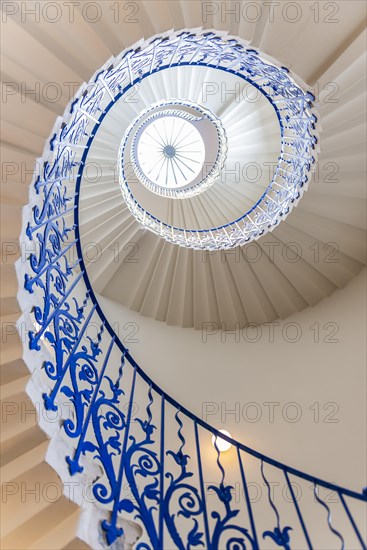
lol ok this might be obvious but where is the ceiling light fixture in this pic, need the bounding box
[212,429,232,452]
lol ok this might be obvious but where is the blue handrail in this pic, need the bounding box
[21,30,366,550]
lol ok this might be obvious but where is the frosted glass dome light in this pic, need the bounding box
[135,115,206,190]
[212,429,232,452]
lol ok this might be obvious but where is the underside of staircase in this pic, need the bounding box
[1,1,366,549]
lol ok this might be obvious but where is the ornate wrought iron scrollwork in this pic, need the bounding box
[261,461,292,550]
[20,28,366,550]
[164,411,205,549]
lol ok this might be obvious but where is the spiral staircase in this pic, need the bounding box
[1,1,366,549]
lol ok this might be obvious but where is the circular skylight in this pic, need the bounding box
[116,35,319,250]
[135,115,206,190]
[122,99,228,200]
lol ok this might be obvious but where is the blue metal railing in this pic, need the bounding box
[20,30,366,549]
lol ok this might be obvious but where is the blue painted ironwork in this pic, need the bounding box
[21,29,366,550]
[164,411,204,549]
[237,446,259,548]
[284,469,312,549]
[42,300,96,411]
[313,483,345,550]
[261,461,292,549]
[209,435,256,549]
[339,492,367,550]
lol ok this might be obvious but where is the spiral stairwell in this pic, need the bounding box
[1,2,366,549]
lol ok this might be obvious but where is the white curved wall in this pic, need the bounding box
[99,267,366,492]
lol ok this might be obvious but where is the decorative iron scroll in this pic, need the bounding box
[18,29,366,550]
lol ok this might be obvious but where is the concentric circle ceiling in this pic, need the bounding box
[126,100,226,198]
[77,29,365,330]
[80,36,319,252]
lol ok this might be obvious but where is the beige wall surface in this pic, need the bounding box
[99,268,366,492]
